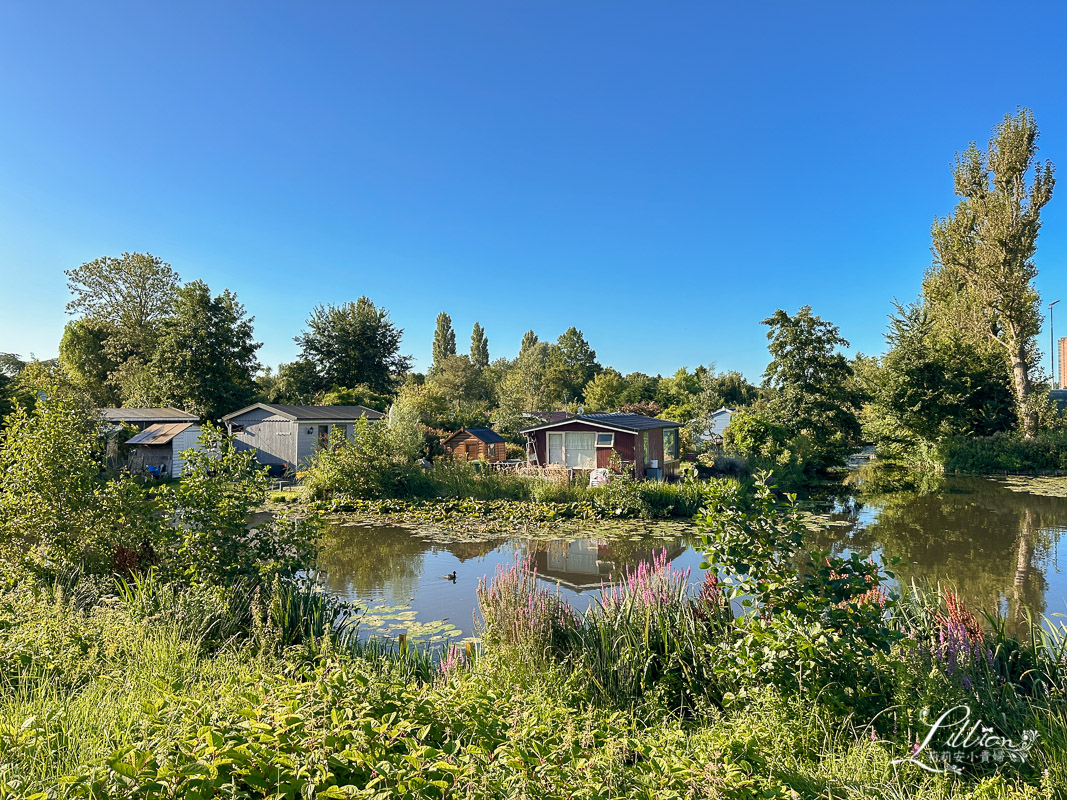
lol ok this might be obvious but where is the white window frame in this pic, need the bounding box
[547,432,564,465]
[663,428,679,461]
[595,432,615,448]
[545,431,596,468]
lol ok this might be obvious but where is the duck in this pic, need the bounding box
[442,570,457,582]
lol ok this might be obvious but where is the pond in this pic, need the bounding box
[313,475,1067,646]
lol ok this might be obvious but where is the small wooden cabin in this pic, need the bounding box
[441,427,507,462]
[521,413,682,480]
[125,422,202,478]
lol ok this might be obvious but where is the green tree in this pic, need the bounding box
[619,372,661,406]
[492,340,551,438]
[698,369,758,414]
[861,302,1016,465]
[259,361,321,404]
[58,319,122,407]
[0,353,27,420]
[431,312,457,373]
[762,306,861,470]
[470,322,489,369]
[321,384,393,412]
[544,327,600,403]
[518,329,539,356]
[925,108,1055,437]
[427,354,485,406]
[0,390,160,575]
[65,252,180,365]
[583,368,625,411]
[295,297,411,394]
[156,425,316,584]
[148,281,262,420]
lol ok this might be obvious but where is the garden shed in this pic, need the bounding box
[694,407,736,445]
[221,403,384,471]
[521,413,682,480]
[441,428,507,462]
[125,422,202,478]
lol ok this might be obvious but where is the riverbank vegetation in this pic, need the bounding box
[1,441,1063,795]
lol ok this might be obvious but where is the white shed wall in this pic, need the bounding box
[171,425,203,477]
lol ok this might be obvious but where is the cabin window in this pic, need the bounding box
[663,428,679,461]
[548,433,563,465]
[546,431,596,469]
[487,442,498,458]
[565,432,595,468]
[595,432,614,448]
[642,432,650,466]
[318,425,330,448]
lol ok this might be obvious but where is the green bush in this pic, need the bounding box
[942,430,1067,473]
[156,426,320,586]
[0,391,163,577]
[698,473,900,716]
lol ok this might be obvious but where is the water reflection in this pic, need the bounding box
[528,539,690,592]
[813,476,1063,635]
[315,523,704,640]
[313,476,1067,642]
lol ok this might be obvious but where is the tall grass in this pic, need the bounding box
[477,551,731,712]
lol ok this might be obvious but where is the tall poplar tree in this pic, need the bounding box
[470,322,489,369]
[431,312,456,374]
[925,108,1055,437]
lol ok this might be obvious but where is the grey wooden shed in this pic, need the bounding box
[221,403,384,471]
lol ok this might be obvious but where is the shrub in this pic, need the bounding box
[697,472,900,716]
[0,391,162,577]
[300,408,427,501]
[942,430,1067,474]
[156,425,319,585]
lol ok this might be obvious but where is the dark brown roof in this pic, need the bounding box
[443,427,506,444]
[222,403,384,422]
[520,413,682,435]
[100,407,198,423]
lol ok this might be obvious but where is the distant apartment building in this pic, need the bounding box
[1060,337,1067,389]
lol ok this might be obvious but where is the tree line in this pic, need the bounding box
[0,108,1057,478]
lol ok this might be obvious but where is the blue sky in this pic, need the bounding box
[2,1,1066,382]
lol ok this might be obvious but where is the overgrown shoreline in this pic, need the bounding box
[2,402,1064,797]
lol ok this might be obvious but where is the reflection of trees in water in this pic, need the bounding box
[810,476,1057,635]
[316,524,427,603]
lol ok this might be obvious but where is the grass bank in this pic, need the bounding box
[0,567,1061,798]
[2,475,1065,797]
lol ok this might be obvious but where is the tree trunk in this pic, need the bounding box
[1010,346,1036,438]
[1012,509,1037,633]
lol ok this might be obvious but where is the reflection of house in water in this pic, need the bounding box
[439,539,507,563]
[530,539,688,592]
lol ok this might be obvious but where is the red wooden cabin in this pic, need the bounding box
[521,413,682,480]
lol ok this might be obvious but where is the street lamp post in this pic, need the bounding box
[1051,300,1061,390]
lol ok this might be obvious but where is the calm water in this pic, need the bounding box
[314,476,1067,642]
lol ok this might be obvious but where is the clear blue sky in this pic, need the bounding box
[2,1,1066,381]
